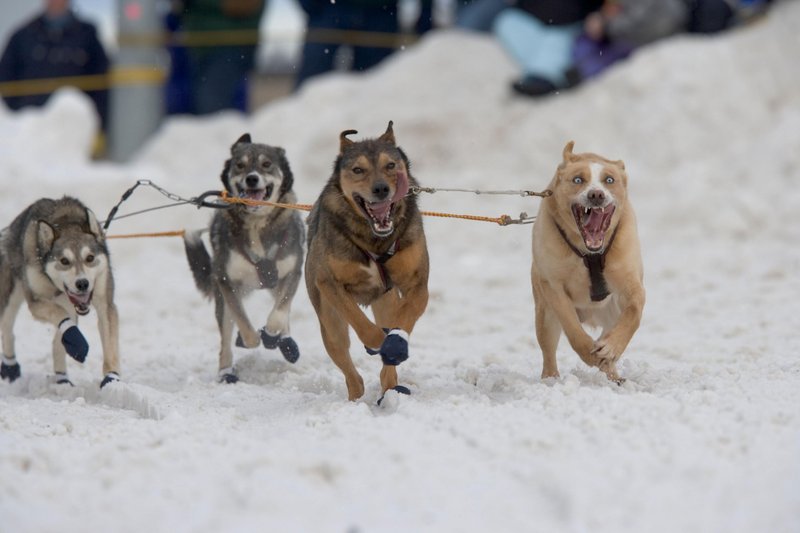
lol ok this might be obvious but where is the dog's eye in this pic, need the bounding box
[86,254,95,263]
[352,167,364,175]
[261,160,271,169]
[572,176,583,184]
[60,258,70,266]
[235,161,245,170]
[386,162,396,170]
[604,175,615,184]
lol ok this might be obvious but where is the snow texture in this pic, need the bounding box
[1,3,799,532]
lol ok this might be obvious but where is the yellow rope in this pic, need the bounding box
[106,189,540,239]
[107,230,185,240]
[0,66,166,97]
[219,191,519,225]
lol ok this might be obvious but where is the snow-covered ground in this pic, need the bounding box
[2,2,799,532]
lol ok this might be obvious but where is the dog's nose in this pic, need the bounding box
[245,175,260,188]
[75,278,89,292]
[588,189,605,206]
[372,181,390,200]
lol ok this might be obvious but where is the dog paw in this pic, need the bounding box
[377,385,411,407]
[379,329,409,366]
[234,330,261,349]
[278,337,300,363]
[100,372,120,388]
[218,367,239,384]
[54,372,74,386]
[1,357,21,383]
[260,329,279,349]
[59,319,89,363]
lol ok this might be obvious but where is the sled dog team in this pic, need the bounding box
[0,122,645,401]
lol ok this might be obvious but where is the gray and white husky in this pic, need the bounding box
[183,134,305,383]
[0,196,120,387]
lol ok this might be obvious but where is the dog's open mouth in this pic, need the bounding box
[65,288,92,316]
[572,203,615,251]
[354,194,395,237]
[236,183,274,206]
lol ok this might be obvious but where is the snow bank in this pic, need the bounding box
[1,2,799,532]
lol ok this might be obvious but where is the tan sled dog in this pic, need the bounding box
[531,142,644,382]
[305,122,429,402]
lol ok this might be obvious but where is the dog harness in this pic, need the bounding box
[360,240,398,293]
[555,222,618,302]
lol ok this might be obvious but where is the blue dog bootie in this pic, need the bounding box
[1,354,21,383]
[379,329,409,366]
[59,318,88,363]
[218,366,239,384]
[260,329,300,363]
[100,372,120,389]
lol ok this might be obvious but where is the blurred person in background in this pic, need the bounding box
[571,0,687,83]
[293,0,401,90]
[0,0,109,151]
[492,0,602,97]
[180,0,266,114]
[571,0,774,87]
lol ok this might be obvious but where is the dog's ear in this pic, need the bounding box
[378,120,395,145]
[37,220,55,251]
[233,133,251,150]
[562,141,576,162]
[85,208,103,239]
[614,159,625,170]
[220,158,232,192]
[340,129,358,153]
[276,147,294,197]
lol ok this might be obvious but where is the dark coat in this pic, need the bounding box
[0,12,109,129]
[516,0,603,25]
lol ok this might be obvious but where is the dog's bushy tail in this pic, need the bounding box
[183,230,213,297]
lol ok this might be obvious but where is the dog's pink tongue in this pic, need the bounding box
[585,209,606,235]
[392,171,409,202]
[368,200,392,221]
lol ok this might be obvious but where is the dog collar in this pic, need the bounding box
[554,222,618,302]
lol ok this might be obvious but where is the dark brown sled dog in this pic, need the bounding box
[305,121,429,402]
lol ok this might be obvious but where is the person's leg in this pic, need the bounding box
[494,9,580,87]
[457,0,510,32]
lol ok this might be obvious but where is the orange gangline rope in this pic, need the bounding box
[106,192,532,239]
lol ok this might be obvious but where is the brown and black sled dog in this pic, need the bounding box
[305,121,429,401]
[531,141,645,383]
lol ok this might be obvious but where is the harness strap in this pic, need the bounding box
[235,226,290,289]
[555,222,617,302]
[360,240,398,293]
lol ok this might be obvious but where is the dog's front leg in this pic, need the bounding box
[96,297,121,383]
[27,296,88,364]
[372,281,428,392]
[592,284,645,381]
[539,281,597,367]
[316,278,385,351]
[217,282,259,348]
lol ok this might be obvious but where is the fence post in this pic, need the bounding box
[109,0,164,162]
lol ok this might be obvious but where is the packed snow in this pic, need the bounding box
[1,3,799,532]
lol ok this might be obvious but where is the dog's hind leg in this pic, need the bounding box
[0,284,24,382]
[96,292,121,386]
[218,283,259,349]
[318,301,364,401]
[534,296,562,379]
